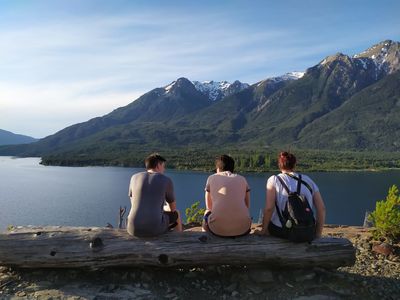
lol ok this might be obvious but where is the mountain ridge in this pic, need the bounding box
[0,129,38,146]
[1,39,399,163]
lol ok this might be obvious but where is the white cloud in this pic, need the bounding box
[0,4,398,137]
[0,81,144,138]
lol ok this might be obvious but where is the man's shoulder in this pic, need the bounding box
[231,173,247,183]
[155,173,173,184]
[131,171,147,178]
[235,173,247,180]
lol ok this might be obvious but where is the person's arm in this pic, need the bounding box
[244,181,250,209]
[204,176,212,213]
[244,190,250,209]
[205,191,212,212]
[128,176,133,198]
[258,186,276,235]
[167,201,177,212]
[313,191,326,238]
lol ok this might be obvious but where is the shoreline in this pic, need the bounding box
[4,155,400,173]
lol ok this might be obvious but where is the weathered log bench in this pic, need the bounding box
[0,226,356,269]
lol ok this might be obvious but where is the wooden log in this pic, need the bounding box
[0,226,356,269]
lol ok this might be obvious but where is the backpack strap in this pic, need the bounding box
[275,175,289,227]
[276,175,291,194]
[286,173,313,195]
[296,174,302,194]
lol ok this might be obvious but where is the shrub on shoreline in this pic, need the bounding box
[369,184,400,241]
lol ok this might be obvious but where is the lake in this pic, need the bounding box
[1,156,399,232]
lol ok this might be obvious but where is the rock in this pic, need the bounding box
[142,283,149,289]
[33,289,65,299]
[361,242,372,250]
[16,291,26,297]
[0,274,11,282]
[372,242,393,256]
[231,290,239,297]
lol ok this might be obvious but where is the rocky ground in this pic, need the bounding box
[0,225,399,300]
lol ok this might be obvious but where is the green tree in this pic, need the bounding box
[185,201,206,225]
[264,155,271,170]
[369,185,400,241]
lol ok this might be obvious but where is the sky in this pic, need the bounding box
[0,0,399,138]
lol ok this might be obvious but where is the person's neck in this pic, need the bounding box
[218,170,232,174]
[281,169,294,174]
[147,169,159,174]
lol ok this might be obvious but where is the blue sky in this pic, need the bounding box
[0,0,399,138]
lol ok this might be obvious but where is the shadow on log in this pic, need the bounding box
[0,226,356,269]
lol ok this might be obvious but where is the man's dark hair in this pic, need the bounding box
[215,154,235,172]
[145,153,166,170]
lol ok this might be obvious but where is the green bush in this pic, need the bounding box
[185,201,206,225]
[369,185,400,241]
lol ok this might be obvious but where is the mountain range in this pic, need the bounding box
[1,40,399,165]
[0,129,37,146]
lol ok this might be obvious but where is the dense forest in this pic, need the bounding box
[40,147,400,172]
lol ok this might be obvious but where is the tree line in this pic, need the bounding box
[40,147,400,172]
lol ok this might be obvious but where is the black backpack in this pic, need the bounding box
[276,174,316,242]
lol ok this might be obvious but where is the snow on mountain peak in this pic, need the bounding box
[192,80,249,101]
[353,41,391,64]
[352,40,400,74]
[277,71,305,80]
[257,71,305,87]
[164,81,176,93]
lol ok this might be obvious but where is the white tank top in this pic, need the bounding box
[266,172,319,227]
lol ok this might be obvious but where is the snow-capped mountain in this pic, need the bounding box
[192,80,249,101]
[353,40,400,74]
[269,71,305,82]
[256,71,305,87]
[318,40,400,80]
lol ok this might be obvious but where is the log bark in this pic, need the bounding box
[0,226,356,269]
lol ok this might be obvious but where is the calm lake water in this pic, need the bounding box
[1,156,399,232]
